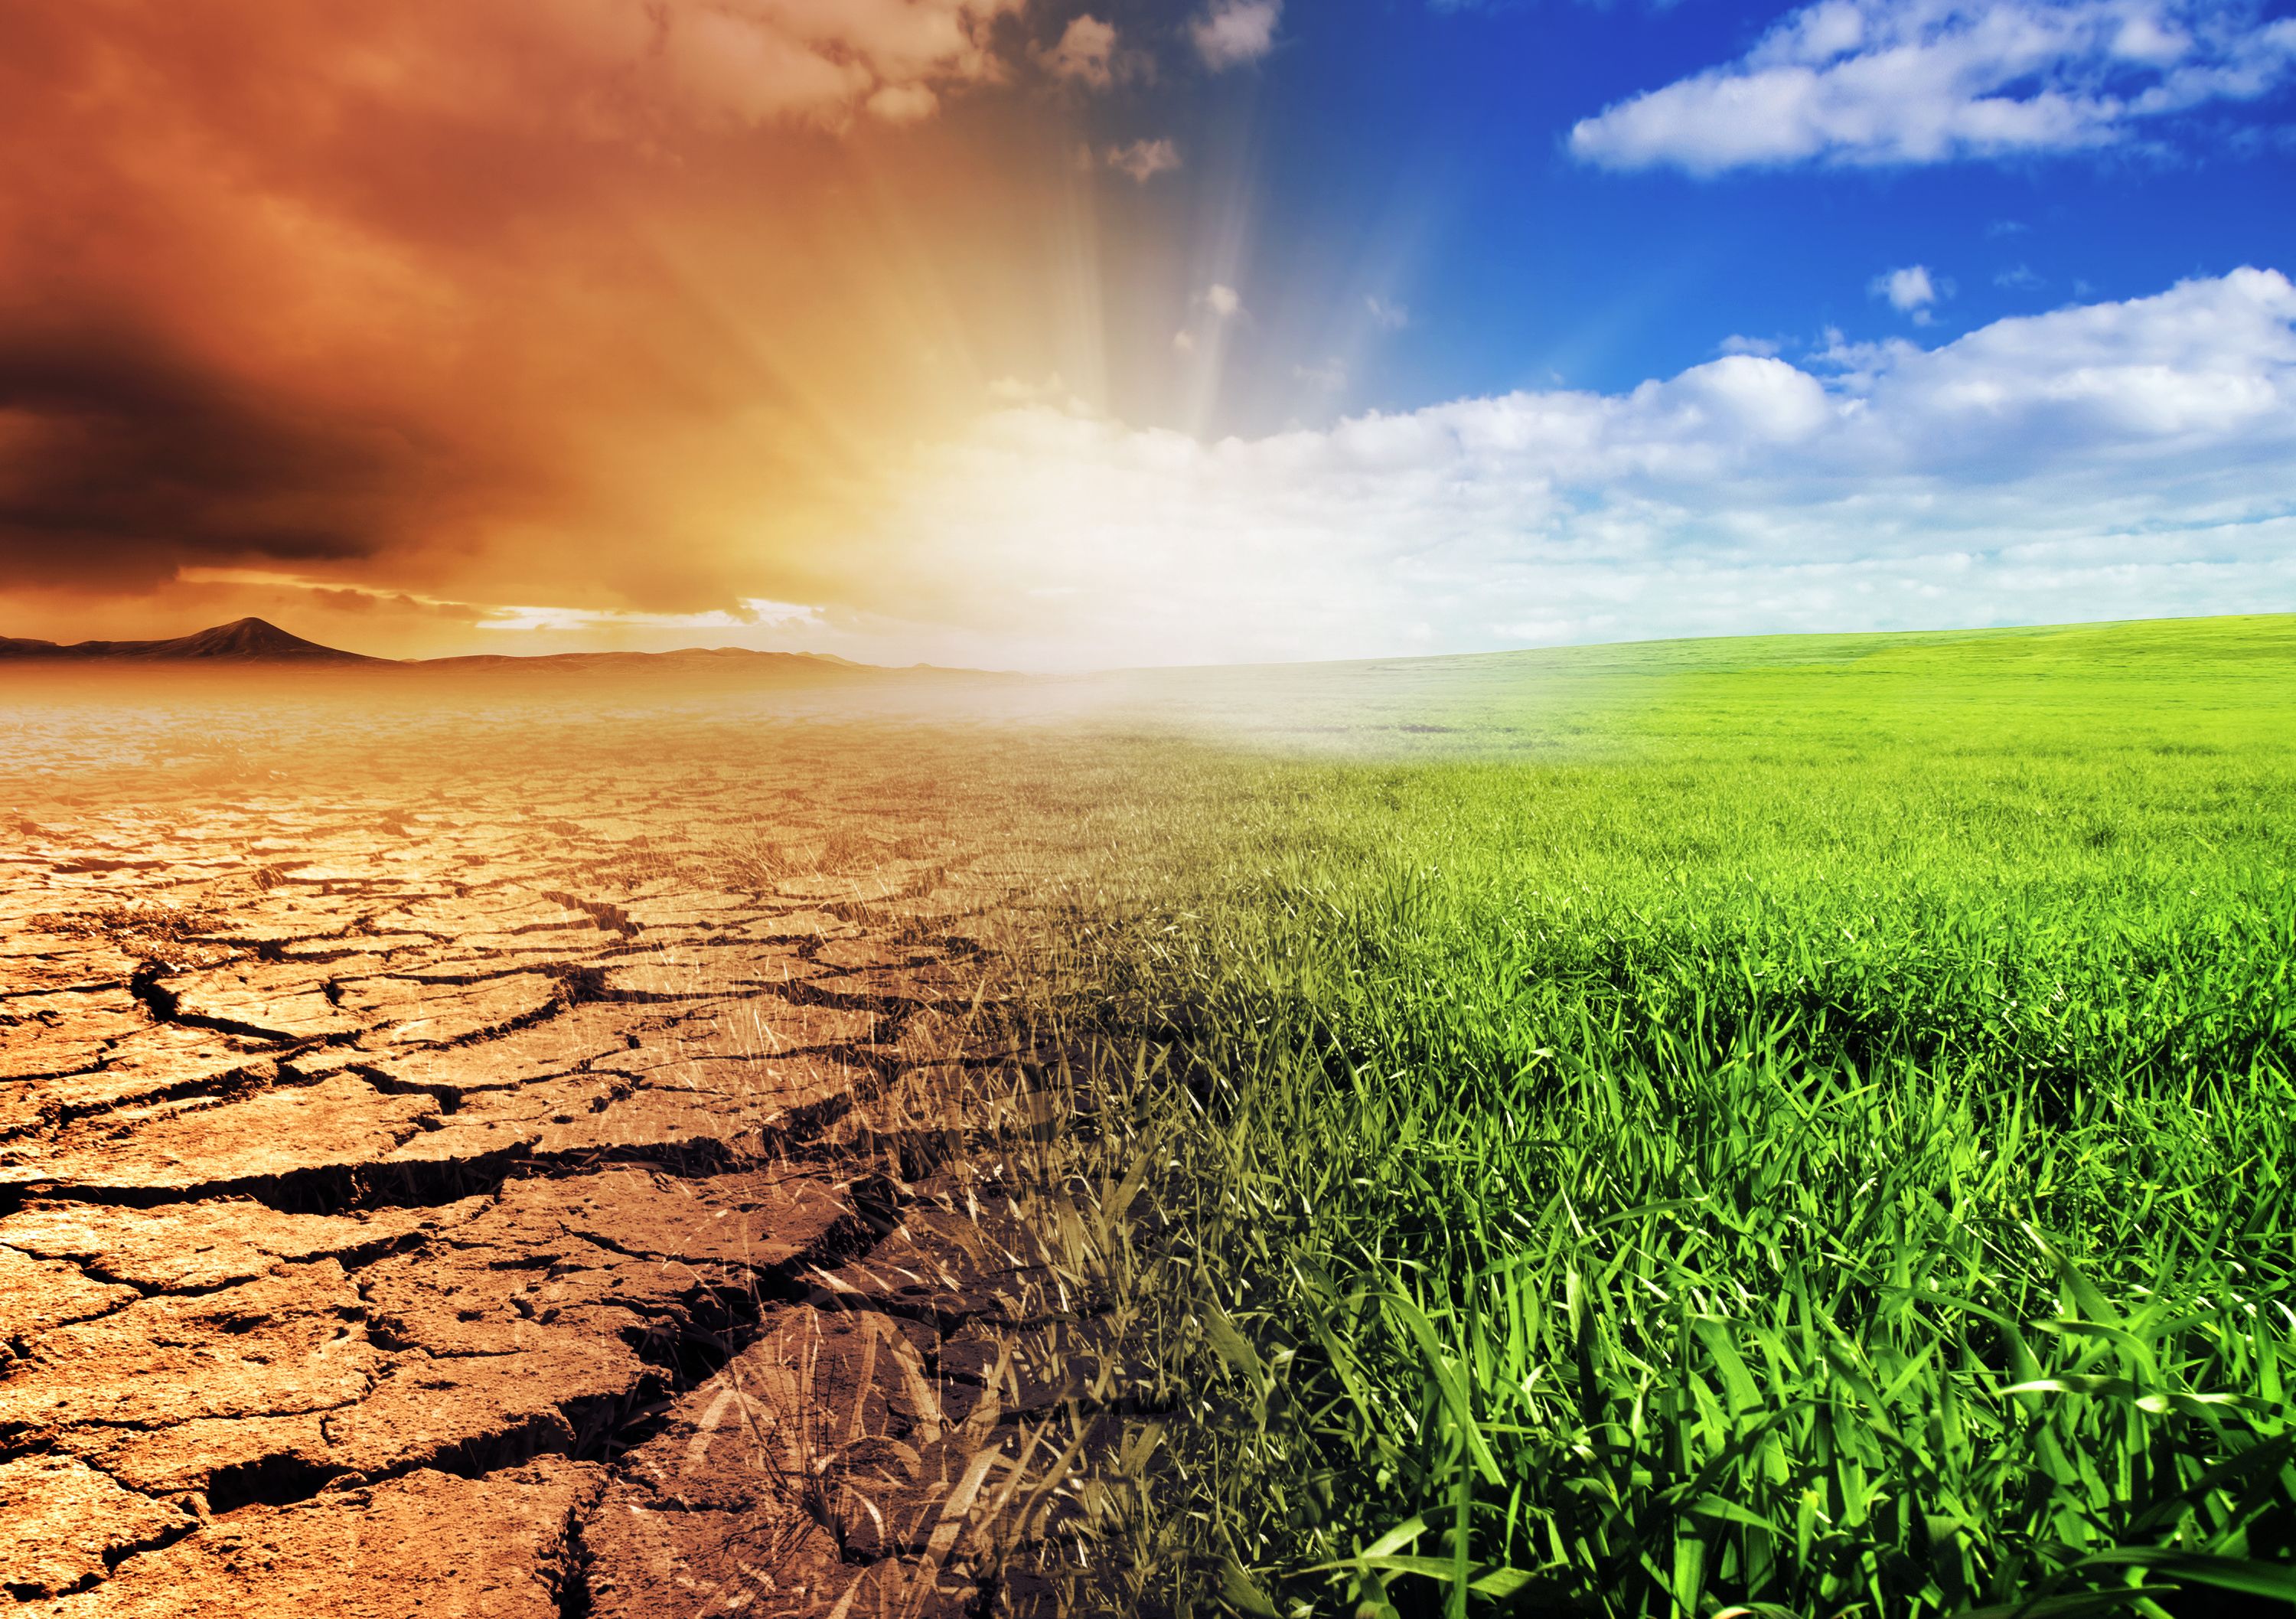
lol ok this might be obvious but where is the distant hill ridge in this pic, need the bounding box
[0,618,373,662]
[0,617,879,673]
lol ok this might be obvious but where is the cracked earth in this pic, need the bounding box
[1,684,1134,1617]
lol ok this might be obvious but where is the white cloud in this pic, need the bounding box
[1295,357,1349,392]
[1365,295,1411,331]
[1172,329,1198,353]
[1105,137,1182,182]
[1040,15,1118,89]
[1720,333,1784,356]
[1191,0,1282,69]
[1568,0,2296,173]
[1873,263,1943,322]
[473,599,822,635]
[1202,282,1244,318]
[852,269,2296,668]
[1995,263,2047,289]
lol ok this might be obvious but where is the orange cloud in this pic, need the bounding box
[0,0,1151,654]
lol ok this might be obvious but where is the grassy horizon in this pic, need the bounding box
[1005,612,2296,1617]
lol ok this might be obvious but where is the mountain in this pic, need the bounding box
[0,617,378,662]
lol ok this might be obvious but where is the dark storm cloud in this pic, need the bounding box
[0,327,441,586]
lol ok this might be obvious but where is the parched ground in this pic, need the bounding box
[0,683,1136,1617]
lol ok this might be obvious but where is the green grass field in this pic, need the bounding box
[1016,615,2296,1617]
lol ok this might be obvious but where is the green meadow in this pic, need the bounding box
[1014,615,2296,1617]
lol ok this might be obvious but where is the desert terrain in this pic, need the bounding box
[0,672,1132,1617]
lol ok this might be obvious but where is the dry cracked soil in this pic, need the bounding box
[0,678,1144,1618]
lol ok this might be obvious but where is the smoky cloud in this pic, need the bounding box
[0,323,461,587]
[0,0,1092,633]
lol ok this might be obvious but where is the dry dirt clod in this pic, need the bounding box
[0,1452,195,1599]
[9,1457,602,1617]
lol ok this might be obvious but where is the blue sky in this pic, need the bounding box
[857,0,2296,667]
[1105,0,2296,432]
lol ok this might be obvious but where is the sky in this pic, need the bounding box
[2,0,2292,667]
